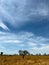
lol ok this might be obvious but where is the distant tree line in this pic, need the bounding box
[18,50,49,59]
[26,52,49,56]
[0,50,49,57]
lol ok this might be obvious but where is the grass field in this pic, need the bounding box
[0,55,49,65]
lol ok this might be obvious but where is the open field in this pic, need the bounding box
[0,55,49,65]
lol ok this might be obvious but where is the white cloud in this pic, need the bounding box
[0,32,23,44]
[27,42,37,46]
[0,0,49,27]
[2,40,22,44]
[0,31,49,54]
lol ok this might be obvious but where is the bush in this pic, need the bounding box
[1,52,3,55]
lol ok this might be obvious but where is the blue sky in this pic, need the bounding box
[0,0,49,54]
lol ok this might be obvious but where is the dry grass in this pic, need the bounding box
[0,55,49,65]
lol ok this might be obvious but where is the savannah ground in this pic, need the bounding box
[0,55,49,65]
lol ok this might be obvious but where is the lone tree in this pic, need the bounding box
[1,52,3,55]
[19,50,30,59]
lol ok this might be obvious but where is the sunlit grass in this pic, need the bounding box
[0,55,49,65]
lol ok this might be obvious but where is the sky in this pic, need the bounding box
[0,0,49,54]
